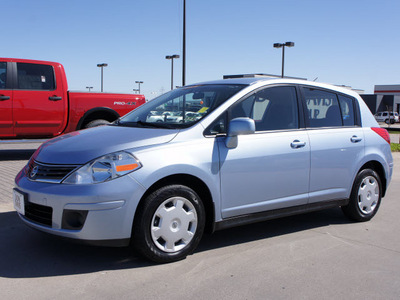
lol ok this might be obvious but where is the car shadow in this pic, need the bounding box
[197,207,349,253]
[0,208,350,278]
[0,149,35,161]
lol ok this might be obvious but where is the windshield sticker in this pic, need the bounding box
[198,107,209,113]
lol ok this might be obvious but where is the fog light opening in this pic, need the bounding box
[62,209,88,230]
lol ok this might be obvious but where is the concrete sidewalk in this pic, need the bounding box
[0,142,42,212]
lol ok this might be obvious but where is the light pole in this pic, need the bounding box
[182,0,186,86]
[165,54,180,90]
[97,63,108,92]
[135,81,143,94]
[273,42,294,78]
[86,86,93,92]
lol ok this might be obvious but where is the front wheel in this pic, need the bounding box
[342,169,382,222]
[132,185,205,263]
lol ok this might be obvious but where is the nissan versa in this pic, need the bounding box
[14,78,393,263]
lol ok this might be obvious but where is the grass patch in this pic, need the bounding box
[387,130,400,134]
[391,143,400,152]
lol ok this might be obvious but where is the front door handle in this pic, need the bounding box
[49,96,62,101]
[350,135,362,143]
[291,140,306,149]
[0,95,10,101]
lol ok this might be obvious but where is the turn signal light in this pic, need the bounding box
[116,163,139,172]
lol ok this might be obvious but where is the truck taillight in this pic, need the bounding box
[371,127,390,144]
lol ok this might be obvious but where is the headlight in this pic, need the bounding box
[63,151,141,184]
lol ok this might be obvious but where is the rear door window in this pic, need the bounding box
[17,63,55,90]
[304,88,342,127]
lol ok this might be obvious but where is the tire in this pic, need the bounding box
[85,119,110,128]
[132,185,205,263]
[341,169,382,222]
[385,119,389,124]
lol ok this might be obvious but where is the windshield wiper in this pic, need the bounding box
[117,120,175,129]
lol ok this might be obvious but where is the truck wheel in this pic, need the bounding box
[85,119,110,128]
[132,185,205,263]
[341,169,382,222]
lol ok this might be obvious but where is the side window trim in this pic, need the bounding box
[10,62,17,89]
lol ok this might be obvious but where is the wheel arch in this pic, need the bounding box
[133,174,215,235]
[358,160,387,197]
[76,107,120,130]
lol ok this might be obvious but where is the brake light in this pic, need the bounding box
[371,127,390,144]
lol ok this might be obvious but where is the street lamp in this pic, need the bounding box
[273,42,295,78]
[165,54,180,90]
[97,63,108,92]
[135,81,143,94]
[182,0,186,87]
[86,86,93,92]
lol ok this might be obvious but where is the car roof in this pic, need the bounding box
[186,78,361,98]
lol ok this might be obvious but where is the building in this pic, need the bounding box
[361,85,400,114]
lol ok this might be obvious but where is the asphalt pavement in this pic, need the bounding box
[0,141,400,299]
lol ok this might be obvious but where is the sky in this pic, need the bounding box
[1,0,399,99]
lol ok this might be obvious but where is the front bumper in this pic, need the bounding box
[15,170,146,245]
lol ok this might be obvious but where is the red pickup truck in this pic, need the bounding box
[0,58,145,139]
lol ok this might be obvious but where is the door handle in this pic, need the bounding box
[0,95,10,101]
[350,135,362,143]
[291,140,306,149]
[49,96,62,101]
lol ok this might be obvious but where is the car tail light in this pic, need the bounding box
[371,127,390,144]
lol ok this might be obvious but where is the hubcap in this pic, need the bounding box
[358,176,379,214]
[151,197,197,253]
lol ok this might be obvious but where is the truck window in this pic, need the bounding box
[0,62,6,89]
[17,63,55,90]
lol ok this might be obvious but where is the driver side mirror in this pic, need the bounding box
[225,117,255,149]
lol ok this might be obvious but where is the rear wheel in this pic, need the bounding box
[85,119,110,128]
[342,169,382,222]
[133,185,205,263]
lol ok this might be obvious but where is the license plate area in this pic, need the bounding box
[13,188,26,215]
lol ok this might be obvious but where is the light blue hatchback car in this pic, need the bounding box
[14,78,393,263]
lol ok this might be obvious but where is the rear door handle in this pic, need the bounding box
[0,95,10,100]
[291,140,306,149]
[49,96,62,101]
[350,135,362,143]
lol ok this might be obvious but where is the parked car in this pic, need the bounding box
[374,111,399,124]
[14,78,393,263]
[0,58,145,139]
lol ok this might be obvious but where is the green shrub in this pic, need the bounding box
[391,143,400,152]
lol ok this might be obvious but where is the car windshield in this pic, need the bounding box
[116,84,246,129]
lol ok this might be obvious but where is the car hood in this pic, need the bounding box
[33,125,179,164]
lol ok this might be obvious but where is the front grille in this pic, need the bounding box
[27,160,79,183]
[25,201,53,227]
